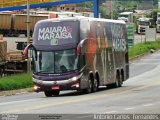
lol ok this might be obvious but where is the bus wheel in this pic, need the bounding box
[118,75,123,87]
[114,74,119,88]
[52,91,60,96]
[93,79,98,92]
[84,79,92,93]
[44,91,53,97]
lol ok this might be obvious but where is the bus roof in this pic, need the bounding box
[36,16,126,25]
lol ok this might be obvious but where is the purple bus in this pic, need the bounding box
[26,17,129,97]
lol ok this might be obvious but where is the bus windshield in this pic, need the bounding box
[32,49,78,74]
[119,15,128,18]
[158,19,160,24]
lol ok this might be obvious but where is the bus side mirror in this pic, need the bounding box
[23,44,37,60]
[24,44,30,59]
[77,39,87,56]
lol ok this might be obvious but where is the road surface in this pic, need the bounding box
[0,50,160,117]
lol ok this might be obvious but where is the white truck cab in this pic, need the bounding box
[137,18,151,34]
[156,13,160,32]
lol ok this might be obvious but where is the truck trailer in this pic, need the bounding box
[12,14,49,36]
[26,17,129,97]
[0,40,7,77]
[0,13,49,37]
[0,13,12,36]
[156,12,160,32]
[118,12,133,23]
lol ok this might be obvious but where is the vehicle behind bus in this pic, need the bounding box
[137,17,154,34]
[27,17,129,97]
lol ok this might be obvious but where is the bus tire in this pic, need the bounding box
[118,74,123,87]
[83,79,92,94]
[93,79,98,92]
[113,74,119,88]
[52,90,60,96]
[44,91,53,97]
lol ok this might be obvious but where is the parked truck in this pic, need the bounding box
[25,17,129,97]
[137,17,155,34]
[0,40,7,77]
[0,13,49,37]
[12,14,49,36]
[156,12,160,32]
[0,13,12,36]
[0,11,93,37]
[0,35,27,76]
[118,12,133,23]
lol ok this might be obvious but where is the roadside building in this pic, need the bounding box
[57,4,77,12]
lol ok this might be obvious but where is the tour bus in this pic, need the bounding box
[26,17,129,97]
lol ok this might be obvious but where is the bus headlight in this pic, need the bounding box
[33,85,40,91]
[71,83,79,88]
[71,76,77,81]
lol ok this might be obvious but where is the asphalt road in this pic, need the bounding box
[0,50,160,116]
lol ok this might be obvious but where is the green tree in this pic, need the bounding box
[146,9,158,25]
[99,5,107,18]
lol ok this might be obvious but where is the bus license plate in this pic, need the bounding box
[52,86,59,90]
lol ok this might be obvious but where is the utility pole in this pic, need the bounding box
[94,0,99,18]
[27,0,31,73]
[110,0,112,19]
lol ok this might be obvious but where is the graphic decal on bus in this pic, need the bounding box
[38,26,72,45]
[112,24,126,51]
[33,21,79,46]
[87,21,109,82]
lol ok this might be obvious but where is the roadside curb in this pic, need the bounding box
[129,53,147,62]
[129,49,157,62]
[0,87,33,96]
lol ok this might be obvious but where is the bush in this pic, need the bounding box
[0,73,32,91]
[129,40,160,59]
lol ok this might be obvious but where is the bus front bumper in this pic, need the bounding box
[32,74,82,92]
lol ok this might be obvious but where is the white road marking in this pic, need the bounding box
[131,63,159,65]
[141,59,160,60]
[143,103,153,107]
[76,115,93,119]
[125,107,136,110]
[105,111,117,114]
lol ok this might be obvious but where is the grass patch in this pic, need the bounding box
[0,73,32,91]
[129,40,160,59]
